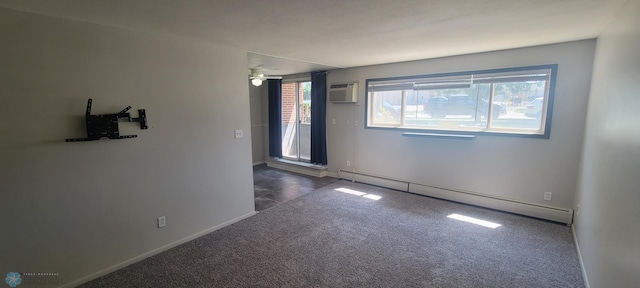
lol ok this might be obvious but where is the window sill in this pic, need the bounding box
[265,158,328,177]
[402,132,476,139]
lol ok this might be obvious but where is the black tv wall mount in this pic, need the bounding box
[66,98,148,142]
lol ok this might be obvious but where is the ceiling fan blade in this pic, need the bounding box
[249,68,282,80]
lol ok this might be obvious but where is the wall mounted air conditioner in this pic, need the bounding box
[329,83,358,103]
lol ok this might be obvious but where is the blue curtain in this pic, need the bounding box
[310,72,328,165]
[268,79,282,158]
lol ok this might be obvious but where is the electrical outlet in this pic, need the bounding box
[332,119,336,125]
[347,160,351,167]
[234,129,243,139]
[158,216,166,228]
[576,204,580,216]
[544,192,552,201]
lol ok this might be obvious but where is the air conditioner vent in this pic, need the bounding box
[329,83,358,103]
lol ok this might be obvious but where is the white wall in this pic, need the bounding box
[326,40,595,211]
[0,8,255,286]
[574,0,640,286]
[249,81,266,164]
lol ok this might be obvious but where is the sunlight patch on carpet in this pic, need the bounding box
[335,187,381,200]
[447,213,501,228]
[335,187,367,196]
[362,194,382,200]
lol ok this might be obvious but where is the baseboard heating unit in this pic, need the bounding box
[337,169,573,225]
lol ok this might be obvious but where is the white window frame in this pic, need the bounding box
[281,79,312,162]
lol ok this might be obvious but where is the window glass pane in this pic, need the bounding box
[370,90,402,125]
[412,84,489,130]
[281,82,298,159]
[299,82,311,161]
[489,80,547,131]
[281,81,312,161]
[403,90,423,125]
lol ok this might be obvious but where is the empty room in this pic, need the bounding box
[1,1,638,287]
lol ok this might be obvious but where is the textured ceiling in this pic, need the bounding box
[0,0,627,75]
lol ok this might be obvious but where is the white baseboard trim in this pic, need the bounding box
[61,211,257,288]
[572,225,591,288]
[265,158,327,177]
[409,183,573,224]
[337,169,573,224]
[253,161,266,166]
[338,170,409,192]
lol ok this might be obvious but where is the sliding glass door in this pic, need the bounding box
[281,81,311,161]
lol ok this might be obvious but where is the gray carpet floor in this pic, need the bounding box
[80,180,584,288]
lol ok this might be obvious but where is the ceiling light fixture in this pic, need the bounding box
[251,78,263,86]
[249,68,282,86]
